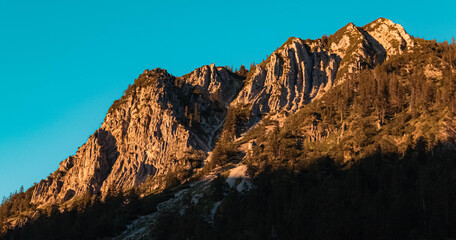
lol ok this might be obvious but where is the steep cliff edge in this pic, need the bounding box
[31,66,243,206]
[30,18,415,206]
[233,19,415,127]
[362,17,415,56]
[2,17,454,239]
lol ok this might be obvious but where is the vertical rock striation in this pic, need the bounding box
[233,18,414,126]
[30,17,415,207]
[31,66,243,205]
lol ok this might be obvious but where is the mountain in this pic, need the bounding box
[1,18,456,239]
[30,65,243,206]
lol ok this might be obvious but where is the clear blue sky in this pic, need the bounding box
[0,0,455,200]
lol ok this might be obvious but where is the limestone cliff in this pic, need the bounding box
[362,17,415,56]
[31,66,243,205]
[232,18,414,126]
[30,17,414,206]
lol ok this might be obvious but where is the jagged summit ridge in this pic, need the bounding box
[363,17,415,56]
[30,17,414,206]
[31,66,243,205]
[181,63,243,106]
[233,18,414,126]
[4,17,456,240]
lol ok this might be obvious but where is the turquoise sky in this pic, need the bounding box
[1,0,455,200]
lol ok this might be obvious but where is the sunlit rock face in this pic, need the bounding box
[31,66,243,205]
[362,17,415,56]
[233,19,414,126]
[31,17,415,206]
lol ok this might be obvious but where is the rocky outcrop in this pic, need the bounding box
[31,66,243,205]
[362,17,415,56]
[233,37,334,123]
[183,63,243,106]
[232,18,413,127]
[31,129,118,204]
[30,17,414,206]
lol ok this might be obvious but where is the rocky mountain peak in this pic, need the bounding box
[3,17,456,239]
[30,64,243,206]
[328,22,364,58]
[232,18,413,129]
[362,17,415,56]
[28,17,414,208]
[180,64,243,106]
